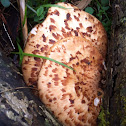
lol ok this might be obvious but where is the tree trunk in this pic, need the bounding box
[0,47,62,126]
[102,0,126,125]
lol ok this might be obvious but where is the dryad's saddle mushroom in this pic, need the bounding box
[22,2,107,126]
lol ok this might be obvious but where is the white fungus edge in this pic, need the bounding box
[30,27,37,35]
[94,97,100,106]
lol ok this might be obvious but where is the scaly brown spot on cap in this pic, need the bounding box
[38,37,104,126]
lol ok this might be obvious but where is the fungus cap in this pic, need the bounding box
[22,2,107,89]
[38,37,104,126]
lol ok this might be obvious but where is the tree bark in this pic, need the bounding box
[0,47,62,126]
[102,0,126,125]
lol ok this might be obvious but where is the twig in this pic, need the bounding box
[26,4,37,14]
[0,9,15,49]
[10,2,19,12]
[3,22,15,49]
[18,0,28,43]
[0,87,38,94]
[76,0,92,10]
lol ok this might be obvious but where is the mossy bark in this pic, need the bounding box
[102,0,126,125]
[0,48,62,126]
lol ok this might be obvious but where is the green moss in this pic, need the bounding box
[121,96,126,126]
[120,17,126,27]
[98,106,110,126]
[44,119,52,126]
[117,78,126,126]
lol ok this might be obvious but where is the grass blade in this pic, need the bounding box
[12,51,74,71]
[23,53,75,71]
[41,4,72,9]
[17,43,24,64]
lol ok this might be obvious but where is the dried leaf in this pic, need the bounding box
[76,0,92,10]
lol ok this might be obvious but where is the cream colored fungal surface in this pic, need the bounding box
[38,37,104,126]
[22,2,107,126]
[22,2,107,88]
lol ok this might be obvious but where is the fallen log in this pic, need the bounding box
[0,47,62,126]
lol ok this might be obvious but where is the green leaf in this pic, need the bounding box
[99,9,104,14]
[96,13,102,21]
[101,0,109,6]
[37,6,44,16]
[34,15,40,22]
[1,0,10,7]
[39,14,44,20]
[102,20,111,27]
[96,0,109,21]
[85,7,94,14]
[97,4,100,11]
[102,6,109,11]
[27,10,35,18]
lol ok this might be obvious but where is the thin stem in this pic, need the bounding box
[24,53,75,71]
[26,4,37,14]
[12,52,75,71]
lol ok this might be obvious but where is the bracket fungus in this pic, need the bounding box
[22,2,107,126]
